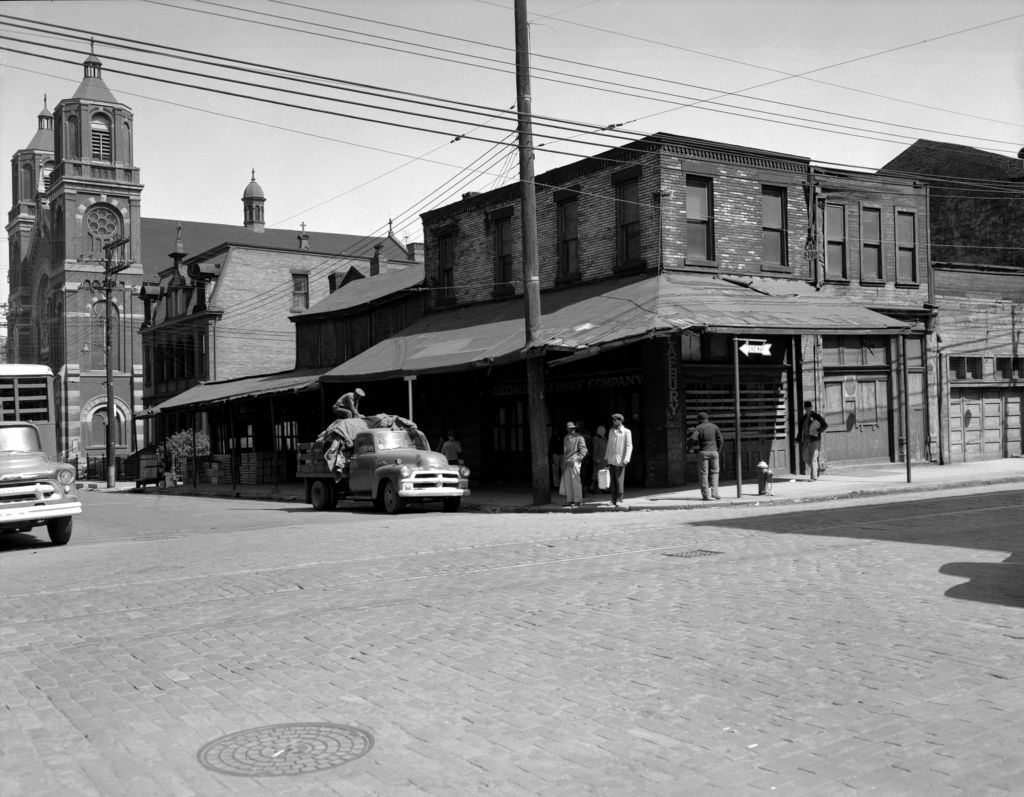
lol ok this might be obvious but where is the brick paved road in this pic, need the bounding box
[1,487,1022,796]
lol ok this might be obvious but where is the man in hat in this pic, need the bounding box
[795,400,828,480]
[332,387,366,419]
[561,421,587,507]
[689,411,723,500]
[604,413,633,507]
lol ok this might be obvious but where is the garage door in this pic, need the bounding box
[949,388,1024,462]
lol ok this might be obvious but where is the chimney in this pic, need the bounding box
[462,191,480,201]
[1011,146,1024,181]
[406,242,422,262]
[370,242,383,276]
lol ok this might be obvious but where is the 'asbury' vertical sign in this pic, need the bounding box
[666,336,680,419]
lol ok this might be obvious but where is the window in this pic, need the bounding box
[616,178,642,269]
[949,356,982,380]
[67,115,80,159]
[896,211,917,283]
[492,211,514,291]
[861,207,883,282]
[438,233,454,300]
[274,419,298,452]
[557,196,579,278]
[328,272,341,293]
[825,203,847,280]
[997,357,1022,379]
[686,176,714,262]
[761,186,787,269]
[91,114,112,161]
[291,273,309,311]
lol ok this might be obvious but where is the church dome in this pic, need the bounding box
[243,170,265,200]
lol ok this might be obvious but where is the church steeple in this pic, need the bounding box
[242,169,266,232]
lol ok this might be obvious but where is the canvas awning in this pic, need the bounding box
[324,273,909,381]
[150,368,329,414]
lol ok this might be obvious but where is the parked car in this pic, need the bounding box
[0,422,81,545]
[298,422,470,514]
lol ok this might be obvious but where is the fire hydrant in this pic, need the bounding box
[756,460,774,496]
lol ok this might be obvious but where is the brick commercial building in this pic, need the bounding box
[326,134,935,488]
[882,141,1024,463]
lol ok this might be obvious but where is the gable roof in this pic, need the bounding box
[295,263,425,319]
[140,217,410,280]
[881,139,1021,182]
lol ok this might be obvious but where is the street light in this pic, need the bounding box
[102,236,131,488]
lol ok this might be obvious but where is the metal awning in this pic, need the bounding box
[324,273,909,381]
[151,368,329,414]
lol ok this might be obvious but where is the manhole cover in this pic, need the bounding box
[197,722,373,777]
[663,549,723,558]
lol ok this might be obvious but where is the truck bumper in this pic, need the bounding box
[397,483,470,499]
[0,501,82,526]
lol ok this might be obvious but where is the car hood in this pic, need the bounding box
[0,451,56,478]
[382,450,453,469]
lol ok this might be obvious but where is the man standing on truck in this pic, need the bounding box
[333,387,366,419]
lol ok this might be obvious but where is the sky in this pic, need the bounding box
[2,0,1023,305]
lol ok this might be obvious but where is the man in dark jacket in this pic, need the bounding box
[795,400,828,480]
[689,411,723,500]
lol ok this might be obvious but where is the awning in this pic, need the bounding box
[324,273,909,381]
[152,368,329,414]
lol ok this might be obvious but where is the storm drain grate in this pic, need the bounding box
[197,722,374,777]
[663,549,723,558]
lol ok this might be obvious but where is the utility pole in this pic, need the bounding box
[102,237,131,488]
[514,0,550,505]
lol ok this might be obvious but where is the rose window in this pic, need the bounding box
[86,206,121,244]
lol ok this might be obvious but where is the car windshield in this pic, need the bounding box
[0,426,43,453]
[374,430,429,452]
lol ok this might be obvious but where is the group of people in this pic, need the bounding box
[553,413,633,508]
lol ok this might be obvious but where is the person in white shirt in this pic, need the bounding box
[604,413,633,507]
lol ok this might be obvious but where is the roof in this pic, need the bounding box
[881,139,1021,182]
[296,263,424,318]
[140,218,409,281]
[323,273,909,381]
[153,368,329,413]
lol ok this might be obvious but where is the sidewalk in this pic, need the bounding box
[87,457,1024,512]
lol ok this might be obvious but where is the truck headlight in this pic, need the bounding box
[57,467,75,485]
[400,465,412,478]
[459,465,471,478]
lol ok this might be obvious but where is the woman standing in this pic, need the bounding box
[590,425,608,492]
[560,422,588,508]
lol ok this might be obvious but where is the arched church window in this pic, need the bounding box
[87,408,125,449]
[41,161,54,192]
[84,204,122,259]
[67,115,80,159]
[91,114,112,161]
[20,163,33,199]
[89,302,121,372]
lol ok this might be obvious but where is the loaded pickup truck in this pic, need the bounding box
[0,421,81,545]
[297,418,470,514]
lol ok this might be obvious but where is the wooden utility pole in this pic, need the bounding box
[102,237,131,488]
[514,0,550,505]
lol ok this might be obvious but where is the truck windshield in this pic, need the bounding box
[0,426,43,453]
[374,430,429,452]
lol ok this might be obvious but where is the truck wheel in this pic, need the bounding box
[310,479,336,511]
[442,497,461,512]
[47,517,72,546]
[380,480,405,514]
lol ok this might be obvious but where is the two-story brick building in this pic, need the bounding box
[882,140,1024,462]
[325,133,933,488]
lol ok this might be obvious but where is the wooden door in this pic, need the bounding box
[823,375,891,462]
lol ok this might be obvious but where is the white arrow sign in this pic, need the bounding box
[739,341,772,357]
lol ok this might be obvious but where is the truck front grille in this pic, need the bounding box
[408,471,461,490]
[0,481,59,504]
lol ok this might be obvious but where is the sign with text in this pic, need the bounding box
[738,339,772,357]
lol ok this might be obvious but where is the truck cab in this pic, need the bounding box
[0,422,82,545]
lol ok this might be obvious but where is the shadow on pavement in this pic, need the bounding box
[695,490,1024,609]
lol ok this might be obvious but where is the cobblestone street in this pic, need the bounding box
[1,486,1022,796]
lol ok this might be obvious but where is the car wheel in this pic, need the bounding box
[47,516,72,546]
[310,479,336,511]
[442,497,461,512]
[380,479,405,514]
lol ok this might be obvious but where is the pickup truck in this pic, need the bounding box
[0,421,81,545]
[297,422,470,514]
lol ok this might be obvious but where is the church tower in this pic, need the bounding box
[6,50,146,463]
